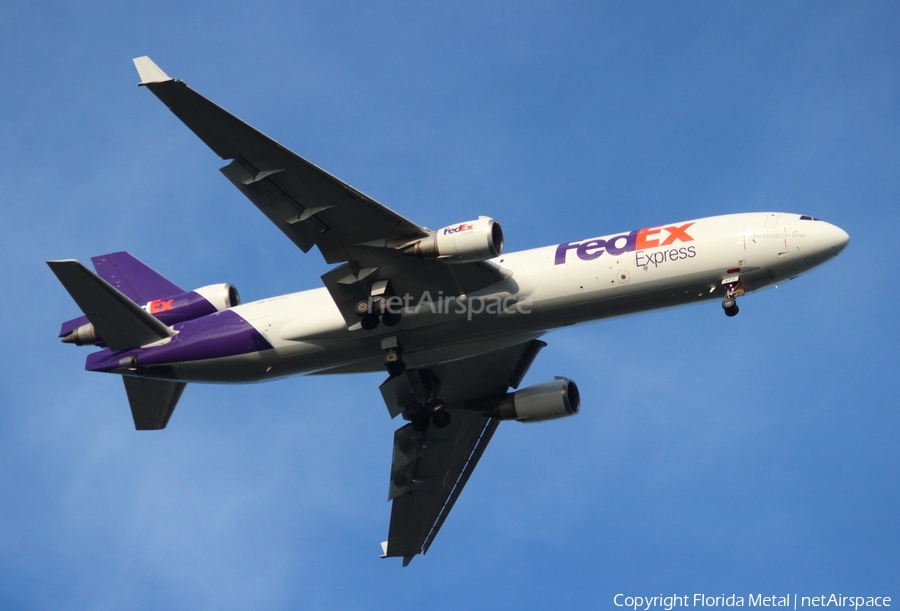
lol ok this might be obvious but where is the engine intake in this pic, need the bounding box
[193,283,241,312]
[404,216,504,263]
[486,378,580,423]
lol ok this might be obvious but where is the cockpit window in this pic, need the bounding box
[799,215,822,221]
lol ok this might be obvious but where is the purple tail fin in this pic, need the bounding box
[90,252,184,303]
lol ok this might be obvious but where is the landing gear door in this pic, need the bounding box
[739,268,776,292]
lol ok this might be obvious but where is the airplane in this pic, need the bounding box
[48,57,850,566]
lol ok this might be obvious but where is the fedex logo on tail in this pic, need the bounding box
[555,223,695,265]
[142,299,175,314]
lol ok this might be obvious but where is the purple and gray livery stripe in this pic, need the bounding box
[85,309,273,372]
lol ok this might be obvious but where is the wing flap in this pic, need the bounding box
[220,158,322,253]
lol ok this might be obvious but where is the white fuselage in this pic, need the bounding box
[168,212,848,383]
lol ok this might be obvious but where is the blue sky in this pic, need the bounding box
[2,2,897,609]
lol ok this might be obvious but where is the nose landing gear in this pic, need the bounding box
[722,284,740,317]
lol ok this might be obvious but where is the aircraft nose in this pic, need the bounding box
[831,224,850,256]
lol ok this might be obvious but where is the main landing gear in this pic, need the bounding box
[355,280,402,331]
[383,343,451,431]
[357,298,401,330]
[410,399,450,431]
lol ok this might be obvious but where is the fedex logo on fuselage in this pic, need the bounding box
[443,224,474,235]
[554,223,695,265]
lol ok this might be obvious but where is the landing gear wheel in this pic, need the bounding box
[382,311,402,327]
[384,349,406,375]
[360,314,380,330]
[372,296,389,314]
[411,418,430,432]
[722,296,739,317]
[354,300,371,317]
[432,411,452,429]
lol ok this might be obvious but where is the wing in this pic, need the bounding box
[379,339,546,565]
[133,57,505,323]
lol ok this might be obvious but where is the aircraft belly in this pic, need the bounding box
[529,276,721,327]
[153,340,374,382]
[235,287,347,349]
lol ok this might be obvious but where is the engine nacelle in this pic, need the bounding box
[486,378,580,423]
[192,283,241,313]
[60,283,240,346]
[404,216,504,263]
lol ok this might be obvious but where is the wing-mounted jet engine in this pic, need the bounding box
[485,377,580,422]
[402,216,504,263]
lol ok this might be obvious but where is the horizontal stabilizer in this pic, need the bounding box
[123,377,186,430]
[47,260,174,351]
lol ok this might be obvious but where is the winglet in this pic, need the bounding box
[133,56,173,86]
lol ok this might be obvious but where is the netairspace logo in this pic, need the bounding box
[613,593,892,610]
[369,292,532,321]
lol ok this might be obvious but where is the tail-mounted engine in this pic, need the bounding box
[191,283,241,314]
[60,283,240,346]
[485,377,580,423]
[403,216,504,263]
